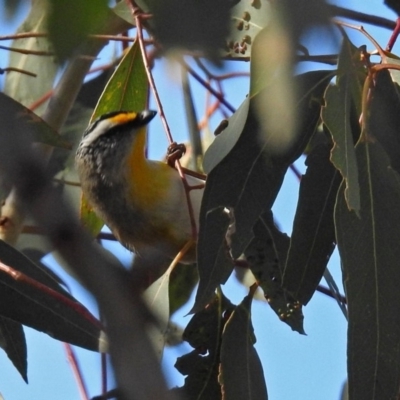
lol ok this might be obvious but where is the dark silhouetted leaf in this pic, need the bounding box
[220,286,268,400]
[0,240,104,351]
[369,69,400,174]
[194,71,332,313]
[174,295,234,400]
[283,143,341,305]
[192,207,233,313]
[0,316,27,383]
[245,213,304,333]
[335,140,400,400]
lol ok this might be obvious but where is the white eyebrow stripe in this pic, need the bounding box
[80,119,116,148]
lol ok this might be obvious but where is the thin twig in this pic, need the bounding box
[0,32,47,40]
[316,284,347,304]
[289,164,302,180]
[386,17,400,51]
[329,5,396,31]
[334,20,386,58]
[0,45,53,56]
[89,34,135,42]
[64,343,90,400]
[183,62,236,113]
[0,67,37,77]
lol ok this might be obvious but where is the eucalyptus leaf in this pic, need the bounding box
[283,143,340,305]
[195,71,331,314]
[0,316,27,383]
[335,140,400,399]
[220,288,268,400]
[321,36,366,215]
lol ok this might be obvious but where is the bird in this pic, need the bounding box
[75,110,204,264]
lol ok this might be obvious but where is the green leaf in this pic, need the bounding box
[112,1,136,25]
[169,264,198,315]
[91,41,149,121]
[321,36,366,215]
[335,140,400,400]
[220,287,268,400]
[0,316,27,383]
[4,0,58,113]
[245,213,304,333]
[81,41,149,236]
[80,195,105,238]
[283,143,341,305]
[0,93,71,150]
[47,0,110,63]
[0,240,105,352]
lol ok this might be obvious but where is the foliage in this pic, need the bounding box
[1,1,400,400]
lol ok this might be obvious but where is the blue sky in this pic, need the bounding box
[0,1,397,399]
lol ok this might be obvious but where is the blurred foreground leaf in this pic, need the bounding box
[4,0,58,113]
[0,240,104,352]
[47,0,110,62]
[0,93,71,150]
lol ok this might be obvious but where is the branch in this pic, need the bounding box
[329,5,396,30]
